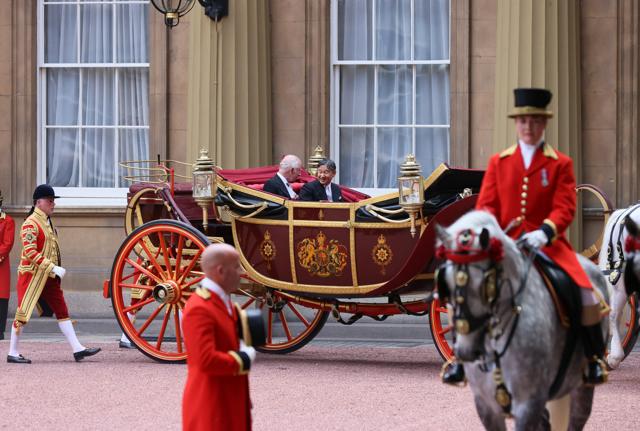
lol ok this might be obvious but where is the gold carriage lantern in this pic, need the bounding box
[398,154,424,237]
[307,145,326,176]
[192,148,217,233]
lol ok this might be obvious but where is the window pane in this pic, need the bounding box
[339,128,374,188]
[117,4,149,63]
[377,127,411,188]
[83,69,115,125]
[340,66,374,125]
[118,69,149,125]
[119,129,150,187]
[378,65,412,125]
[376,0,411,60]
[47,129,80,187]
[45,5,77,63]
[416,64,449,124]
[415,128,449,174]
[80,4,113,63]
[415,0,450,60]
[338,0,372,61]
[82,129,116,187]
[47,69,80,125]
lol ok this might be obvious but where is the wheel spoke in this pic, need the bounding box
[242,297,256,309]
[157,232,173,279]
[177,248,203,284]
[173,235,185,279]
[123,297,155,314]
[125,257,164,285]
[138,303,166,336]
[438,325,453,336]
[174,305,184,353]
[118,283,153,291]
[279,311,293,341]
[287,302,310,328]
[139,239,168,281]
[120,269,143,283]
[156,305,172,350]
[182,274,205,290]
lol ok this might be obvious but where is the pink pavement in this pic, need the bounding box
[0,341,637,430]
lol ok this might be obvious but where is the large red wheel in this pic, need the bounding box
[110,219,209,363]
[429,298,454,362]
[621,294,640,359]
[237,286,328,354]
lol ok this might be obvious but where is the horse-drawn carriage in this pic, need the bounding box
[103,153,635,363]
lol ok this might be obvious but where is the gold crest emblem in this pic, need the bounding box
[297,231,348,277]
[260,230,276,270]
[371,234,393,275]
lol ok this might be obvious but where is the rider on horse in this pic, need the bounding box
[442,88,607,386]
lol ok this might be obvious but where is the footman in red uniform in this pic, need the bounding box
[0,189,15,340]
[182,243,255,431]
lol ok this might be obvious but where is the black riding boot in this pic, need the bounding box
[441,360,466,385]
[0,298,8,340]
[582,323,608,385]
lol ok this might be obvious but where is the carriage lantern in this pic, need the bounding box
[307,145,326,176]
[192,148,217,233]
[398,154,424,237]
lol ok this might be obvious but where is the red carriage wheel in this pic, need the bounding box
[621,294,640,359]
[237,287,329,354]
[429,298,454,362]
[110,219,209,363]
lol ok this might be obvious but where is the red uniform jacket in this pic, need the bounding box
[476,143,591,288]
[0,213,15,299]
[182,287,251,431]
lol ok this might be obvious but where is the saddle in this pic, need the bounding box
[533,252,581,329]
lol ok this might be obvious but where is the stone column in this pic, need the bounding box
[186,0,272,169]
[493,0,582,241]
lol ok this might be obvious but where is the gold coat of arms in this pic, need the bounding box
[297,231,348,277]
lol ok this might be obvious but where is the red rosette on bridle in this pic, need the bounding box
[625,235,640,253]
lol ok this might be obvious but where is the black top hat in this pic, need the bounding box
[508,88,553,118]
[33,184,60,201]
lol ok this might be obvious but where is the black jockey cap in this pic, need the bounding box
[508,88,553,118]
[33,184,60,201]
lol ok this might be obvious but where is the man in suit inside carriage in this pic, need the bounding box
[299,158,343,202]
[442,88,607,386]
[263,154,303,199]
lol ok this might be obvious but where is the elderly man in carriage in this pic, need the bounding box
[441,88,608,387]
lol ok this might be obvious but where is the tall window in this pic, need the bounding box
[331,0,450,190]
[38,0,149,199]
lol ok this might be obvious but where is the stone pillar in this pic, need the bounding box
[186,0,272,169]
[493,0,582,242]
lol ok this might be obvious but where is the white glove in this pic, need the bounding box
[52,265,66,279]
[239,340,256,363]
[522,229,548,249]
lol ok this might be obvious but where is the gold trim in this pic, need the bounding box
[195,286,211,299]
[288,202,297,285]
[508,106,553,118]
[349,205,358,287]
[228,350,249,375]
[500,144,517,158]
[542,143,559,160]
[223,215,422,230]
[413,273,434,280]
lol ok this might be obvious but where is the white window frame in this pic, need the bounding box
[330,0,451,196]
[37,0,150,206]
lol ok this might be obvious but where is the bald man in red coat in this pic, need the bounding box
[182,243,256,431]
[442,88,607,386]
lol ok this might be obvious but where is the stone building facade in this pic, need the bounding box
[0,0,637,314]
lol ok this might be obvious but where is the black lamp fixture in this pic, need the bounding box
[151,0,229,28]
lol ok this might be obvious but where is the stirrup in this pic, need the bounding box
[440,359,466,387]
[583,357,608,386]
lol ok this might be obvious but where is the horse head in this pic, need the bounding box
[435,211,520,362]
[624,215,640,295]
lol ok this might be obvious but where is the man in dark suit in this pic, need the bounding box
[299,159,342,202]
[263,154,302,199]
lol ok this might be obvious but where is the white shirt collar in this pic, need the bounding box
[201,277,232,315]
[276,172,297,199]
[518,139,544,170]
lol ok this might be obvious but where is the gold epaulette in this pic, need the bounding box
[542,143,559,160]
[499,144,517,158]
[195,287,211,300]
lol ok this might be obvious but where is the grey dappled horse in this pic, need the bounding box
[598,207,640,368]
[436,210,608,431]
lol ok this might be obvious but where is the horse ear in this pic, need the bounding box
[435,224,451,244]
[479,228,490,250]
[626,216,639,237]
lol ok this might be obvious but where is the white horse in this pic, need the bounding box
[597,204,640,369]
[436,210,608,431]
